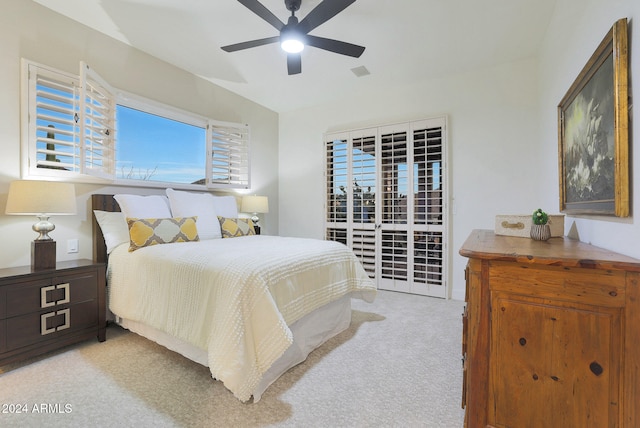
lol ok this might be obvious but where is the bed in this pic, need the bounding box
[91,193,376,402]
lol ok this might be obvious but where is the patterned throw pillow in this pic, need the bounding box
[217,217,256,238]
[126,217,199,252]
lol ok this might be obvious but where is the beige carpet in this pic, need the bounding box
[0,290,465,427]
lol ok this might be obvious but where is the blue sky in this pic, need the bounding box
[116,105,206,183]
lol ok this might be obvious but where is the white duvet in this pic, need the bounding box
[107,235,376,401]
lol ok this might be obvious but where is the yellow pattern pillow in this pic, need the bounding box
[218,217,256,238]
[126,217,199,251]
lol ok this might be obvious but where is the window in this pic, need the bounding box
[21,59,250,189]
[115,102,206,184]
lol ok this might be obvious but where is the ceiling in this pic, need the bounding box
[33,0,557,113]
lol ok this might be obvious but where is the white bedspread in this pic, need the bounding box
[107,235,376,401]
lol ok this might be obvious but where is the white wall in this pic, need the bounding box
[279,0,640,301]
[3,0,637,302]
[279,59,542,300]
[0,0,279,269]
[538,0,639,257]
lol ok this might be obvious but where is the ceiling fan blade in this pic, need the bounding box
[237,0,285,31]
[287,53,302,75]
[298,0,357,34]
[306,35,365,57]
[221,36,280,52]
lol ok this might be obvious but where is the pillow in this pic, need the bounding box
[93,210,129,254]
[114,194,171,219]
[218,216,256,238]
[165,188,222,240]
[212,195,239,218]
[126,217,199,252]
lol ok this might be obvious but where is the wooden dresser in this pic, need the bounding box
[460,230,640,428]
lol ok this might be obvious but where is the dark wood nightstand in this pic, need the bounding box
[0,259,106,366]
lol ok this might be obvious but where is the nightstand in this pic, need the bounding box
[0,259,106,366]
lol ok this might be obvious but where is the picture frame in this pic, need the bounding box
[557,18,629,217]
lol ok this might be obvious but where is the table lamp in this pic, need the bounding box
[5,180,77,270]
[241,195,269,234]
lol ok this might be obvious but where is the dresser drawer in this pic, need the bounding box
[5,271,98,318]
[489,261,626,308]
[5,300,98,350]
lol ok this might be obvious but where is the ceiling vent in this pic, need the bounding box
[351,66,370,77]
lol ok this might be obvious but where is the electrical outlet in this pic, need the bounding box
[67,239,79,254]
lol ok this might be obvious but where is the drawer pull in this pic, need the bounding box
[501,221,525,230]
[40,283,70,308]
[57,283,70,304]
[40,309,70,335]
[41,285,55,308]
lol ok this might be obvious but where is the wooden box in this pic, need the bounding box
[495,214,564,238]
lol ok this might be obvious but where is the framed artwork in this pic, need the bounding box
[557,18,629,217]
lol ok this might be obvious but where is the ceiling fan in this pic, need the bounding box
[221,0,365,75]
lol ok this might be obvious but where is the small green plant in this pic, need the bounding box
[532,208,549,225]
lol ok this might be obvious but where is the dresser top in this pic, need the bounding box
[460,229,640,272]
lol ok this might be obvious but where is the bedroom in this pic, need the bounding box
[0,0,639,425]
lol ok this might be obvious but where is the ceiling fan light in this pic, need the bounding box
[281,38,304,53]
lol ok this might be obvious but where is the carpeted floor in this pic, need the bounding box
[0,290,465,427]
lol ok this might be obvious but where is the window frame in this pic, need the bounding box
[20,58,251,191]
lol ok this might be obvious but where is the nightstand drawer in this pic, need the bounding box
[0,320,5,352]
[5,271,98,318]
[5,300,98,350]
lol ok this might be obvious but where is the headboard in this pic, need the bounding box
[91,194,120,265]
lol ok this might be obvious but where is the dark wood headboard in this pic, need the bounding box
[91,194,120,264]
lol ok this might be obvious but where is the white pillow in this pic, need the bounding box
[114,194,171,219]
[212,195,239,218]
[165,188,221,239]
[93,210,129,254]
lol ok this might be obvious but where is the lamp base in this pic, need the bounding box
[32,240,56,270]
[250,214,261,235]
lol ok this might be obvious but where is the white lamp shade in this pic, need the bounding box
[5,180,77,215]
[241,195,269,214]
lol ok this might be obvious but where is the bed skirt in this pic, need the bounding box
[115,294,352,402]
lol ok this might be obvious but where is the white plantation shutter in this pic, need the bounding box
[325,116,448,298]
[411,121,444,287]
[80,62,115,179]
[208,120,250,189]
[325,134,348,224]
[325,228,347,245]
[25,62,81,176]
[23,60,115,181]
[352,228,377,280]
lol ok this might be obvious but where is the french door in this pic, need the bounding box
[325,117,447,298]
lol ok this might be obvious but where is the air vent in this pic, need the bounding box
[351,66,370,77]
